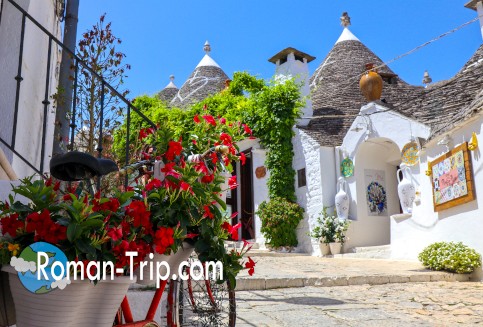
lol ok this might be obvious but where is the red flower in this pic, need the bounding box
[107,226,123,242]
[145,178,162,191]
[93,198,120,213]
[192,139,197,145]
[219,117,226,125]
[210,152,218,164]
[125,200,152,231]
[165,140,183,161]
[185,233,199,239]
[25,209,67,243]
[203,205,214,219]
[201,174,214,184]
[138,127,154,141]
[0,213,23,237]
[202,115,216,127]
[222,222,241,240]
[245,256,256,276]
[193,114,200,123]
[180,181,192,193]
[154,227,175,254]
[228,176,238,190]
[203,104,208,111]
[239,152,246,165]
[220,133,232,146]
[242,124,252,136]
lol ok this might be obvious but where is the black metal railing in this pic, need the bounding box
[0,0,156,184]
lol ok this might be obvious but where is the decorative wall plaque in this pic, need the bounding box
[255,166,266,179]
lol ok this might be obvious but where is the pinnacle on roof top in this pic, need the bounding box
[422,70,432,87]
[196,40,221,68]
[340,12,351,28]
[165,75,177,89]
[204,40,211,54]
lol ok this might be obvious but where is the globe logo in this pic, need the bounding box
[10,242,69,294]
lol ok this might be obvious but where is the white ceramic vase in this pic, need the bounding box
[135,242,195,285]
[319,239,330,256]
[219,171,232,203]
[397,163,416,214]
[329,242,342,255]
[3,265,133,327]
[335,177,349,220]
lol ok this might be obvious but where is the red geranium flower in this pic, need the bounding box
[239,152,246,165]
[221,222,241,240]
[154,227,175,254]
[245,256,256,276]
[193,114,201,123]
[220,133,232,146]
[165,140,183,161]
[228,176,238,190]
[202,115,216,127]
[0,213,23,237]
[242,124,252,136]
[145,178,162,191]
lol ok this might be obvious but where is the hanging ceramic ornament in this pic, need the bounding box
[401,141,419,166]
[340,158,354,178]
[468,132,478,151]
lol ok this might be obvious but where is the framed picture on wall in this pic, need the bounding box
[430,142,475,212]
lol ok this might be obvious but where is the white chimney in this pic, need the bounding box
[268,48,316,126]
[465,0,483,41]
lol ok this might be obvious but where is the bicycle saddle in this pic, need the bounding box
[49,151,119,181]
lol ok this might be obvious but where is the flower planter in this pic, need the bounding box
[2,265,134,327]
[329,242,342,255]
[136,242,195,285]
[318,240,330,256]
[0,271,16,327]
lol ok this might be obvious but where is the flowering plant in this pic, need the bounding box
[310,207,350,244]
[129,111,255,284]
[0,177,150,275]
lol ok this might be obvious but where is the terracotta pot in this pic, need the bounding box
[318,239,330,256]
[329,242,342,255]
[359,63,383,102]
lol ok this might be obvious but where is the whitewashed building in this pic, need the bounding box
[0,0,63,197]
[156,3,483,260]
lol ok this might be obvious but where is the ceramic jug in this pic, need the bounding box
[335,177,349,220]
[397,164,416,214]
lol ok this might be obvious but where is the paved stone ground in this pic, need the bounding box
[236,281,483,327]
[236,253,474,290]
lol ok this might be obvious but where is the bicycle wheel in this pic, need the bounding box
[170,264,236,327]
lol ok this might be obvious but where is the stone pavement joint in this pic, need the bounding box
[236,252,474,291]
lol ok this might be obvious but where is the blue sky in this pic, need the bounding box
[77,1,482,98]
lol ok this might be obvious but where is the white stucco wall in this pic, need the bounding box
[391,115,483,260]
[340,102,431,251]
[0,0,61,179]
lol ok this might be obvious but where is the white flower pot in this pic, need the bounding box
[329,242,342,255]
[318,240,330,256]
[2,265,133,327]
[397,163,416,214]
[335,177,349,220]
[135,242,194,285]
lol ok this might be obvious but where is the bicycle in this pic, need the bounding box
[49,147,237,327]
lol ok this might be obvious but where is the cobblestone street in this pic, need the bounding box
[236,282,483,326]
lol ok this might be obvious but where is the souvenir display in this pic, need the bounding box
[340,158,354,177]
[401,141,419,166]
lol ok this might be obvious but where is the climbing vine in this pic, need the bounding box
[112,72,303,202]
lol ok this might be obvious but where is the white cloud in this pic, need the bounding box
[51,277,71,290]
[10,256,36,273]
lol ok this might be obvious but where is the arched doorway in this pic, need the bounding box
[345,138,401,249]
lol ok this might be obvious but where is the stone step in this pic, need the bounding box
[333,244,392,259]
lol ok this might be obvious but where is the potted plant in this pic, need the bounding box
[310,207,350,255]
[0,177,146,327]
[130,113,254,287]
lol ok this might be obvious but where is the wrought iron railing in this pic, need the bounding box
[0,0,156,182]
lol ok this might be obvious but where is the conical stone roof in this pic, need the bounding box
[171,41,229,108]
[303,27,423,146]
[157,75,179,103]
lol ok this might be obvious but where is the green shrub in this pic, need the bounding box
[418,241,482,274]
[258,197,304,248]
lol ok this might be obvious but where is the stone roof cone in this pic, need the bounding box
[171,41,229,108]
[304,12,423,146]
[157,75,179,103]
